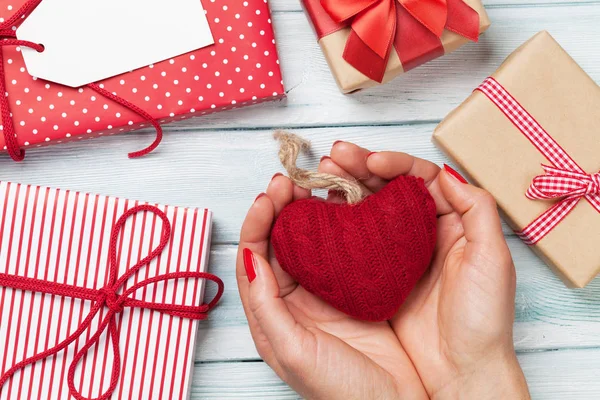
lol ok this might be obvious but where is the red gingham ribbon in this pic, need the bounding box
[476,77,600,245]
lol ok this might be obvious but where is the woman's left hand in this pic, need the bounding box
[236,174,428,400]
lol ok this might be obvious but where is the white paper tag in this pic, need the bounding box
[17,0,214,87]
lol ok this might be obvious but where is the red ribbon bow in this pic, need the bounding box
[313,0,480,82]
[527,165,600,201]
[0,0,163,162]
[0,205,224,400]
[477,77,600,245]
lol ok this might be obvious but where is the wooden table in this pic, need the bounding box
[1,0,599,398]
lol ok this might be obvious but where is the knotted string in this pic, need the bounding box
[274,131,364,204]
[0,0,163,162]
[0,204,224,400]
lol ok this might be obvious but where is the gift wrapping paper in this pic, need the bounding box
[302,0,490,93]
[0,181,214,399]
[0,0,285,156]
[433,31,600,288]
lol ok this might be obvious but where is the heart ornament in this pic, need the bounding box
[271,132,437,321]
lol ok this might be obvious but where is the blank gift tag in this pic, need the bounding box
[16,0,214,87]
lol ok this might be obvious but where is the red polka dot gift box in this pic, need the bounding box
[0,0,285,161]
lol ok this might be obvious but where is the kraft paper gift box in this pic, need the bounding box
[0,181,223,399]
[302,0,491,93]
[433,31,600,288]
[0,0,285,161]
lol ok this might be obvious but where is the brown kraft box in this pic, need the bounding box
[433,31,600,288]
[306,0,491,93]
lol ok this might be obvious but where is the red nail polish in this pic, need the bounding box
[333,140,343,146]
[443,164,468,184]
[271,172,283,180]
[320,155,331,163]
[243,248,257,283]
[255,193,266,202]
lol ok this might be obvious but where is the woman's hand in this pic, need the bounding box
[236,174,428,399]
[320,141,530,399]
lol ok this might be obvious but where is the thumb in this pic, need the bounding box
[243,248,309,363]
[438,165,507,251]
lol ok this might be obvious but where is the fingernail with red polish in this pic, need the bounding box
[255,193,266,202]
[320,155,331,163]
[271,172,283,180]
[443,164,468,184]
[243,248,257,283]
[333,140,343,146]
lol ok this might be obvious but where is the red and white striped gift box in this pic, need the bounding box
[0,181,214,400]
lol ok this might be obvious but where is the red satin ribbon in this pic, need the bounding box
[304,0,480,82]
[0,0,163,162]
[0,205,224,400]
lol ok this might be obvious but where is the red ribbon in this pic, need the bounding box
[0,204,224,400]
[527,165,600,202]
[303,0,480,82]
[0,0,163,162]
[476,77,600,245]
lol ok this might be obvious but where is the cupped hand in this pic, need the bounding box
[236,174,428,400]
[321,141,530,399]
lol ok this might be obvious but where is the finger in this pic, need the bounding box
[239,194,274,265]
[428,212,465,281]
[439,169,516,319]
[330,141,388,192]
[438,168,508,252]
[267,174,295,216]
[256,181,297,296]
[293,185,312,201]
[269,174,311,201]
[244,248,312,368]
[237,196,296,375]
[367,152,453,215]
[238,195,275,320]
[237,196,277,366]
[318,156,372,197]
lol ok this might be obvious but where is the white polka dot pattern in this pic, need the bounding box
[0,0,285,151]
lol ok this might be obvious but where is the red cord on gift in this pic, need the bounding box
[0,204,224,400]
[0,0,163,161]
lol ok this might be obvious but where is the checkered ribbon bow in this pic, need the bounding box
[476,77,600,245]
[527,165,600,200]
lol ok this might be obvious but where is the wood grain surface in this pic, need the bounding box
[0,0,598,398]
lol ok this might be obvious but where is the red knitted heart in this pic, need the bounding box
[271,175,437,321]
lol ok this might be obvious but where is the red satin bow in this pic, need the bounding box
[318,0,480,82]
[0,205,224,400]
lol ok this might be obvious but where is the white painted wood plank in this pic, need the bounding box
[268,0,600,12]
[0,124,519,244]
[189,348,600,399]
[191,362,299,399]
[0,0,596,388]
[165,3,600,129]
[196,240,600,362]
